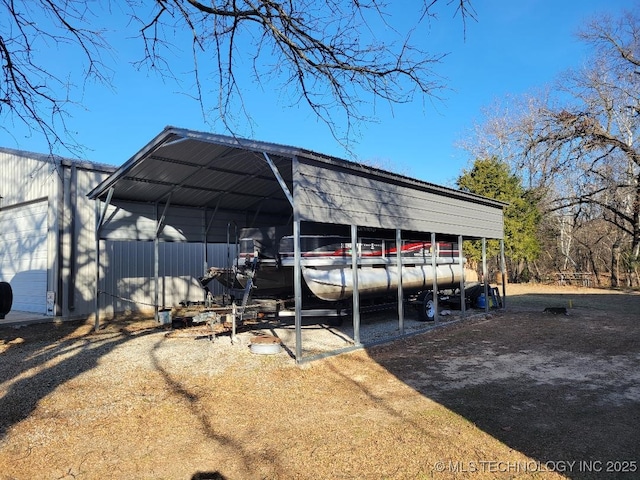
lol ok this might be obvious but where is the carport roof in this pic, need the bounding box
[88,126,505,219]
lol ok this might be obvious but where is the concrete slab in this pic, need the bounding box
[0,311,56,327]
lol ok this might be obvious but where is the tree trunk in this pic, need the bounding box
[611,242,620,288]
[589,251,600,287]
[632,173,640,287]
[531,260,543,283]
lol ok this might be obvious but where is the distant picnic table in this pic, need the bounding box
[555,272,593,287]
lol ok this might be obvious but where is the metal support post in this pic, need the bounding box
[500,239,507,309]
[351,224,361,346]
[396,229,404,335]
[293,219,303,362]
[431,232,438,323]
[458,235,466,316]
[482,238,489,313]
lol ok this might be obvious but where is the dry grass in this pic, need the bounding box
[1,284,639,479]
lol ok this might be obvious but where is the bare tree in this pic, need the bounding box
[463,8,640,286]
[0,0,474,156]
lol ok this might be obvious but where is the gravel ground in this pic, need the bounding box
[170,301,476,363]
[1,283,639,479]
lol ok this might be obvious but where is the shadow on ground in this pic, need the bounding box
[367,289,640,479]
[0,319,159,440]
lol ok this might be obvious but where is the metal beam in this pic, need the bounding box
[156,194,172,237]
[96,187,114,233]
[263,152,294,207]
[94,187,114,331]
[396,229,404,335]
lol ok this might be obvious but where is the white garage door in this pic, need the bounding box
[0,201,49,314]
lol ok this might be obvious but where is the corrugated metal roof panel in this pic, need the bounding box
[88,126,505,241]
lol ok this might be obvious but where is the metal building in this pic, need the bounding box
[0,147,231,321]
[88,126,506,361]
[0,148,114,317]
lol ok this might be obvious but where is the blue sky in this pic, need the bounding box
[1,0,637,187]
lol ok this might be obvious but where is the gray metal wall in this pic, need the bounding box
[98,199,278,243]
[294,159,504,239]
[0,148,59,203]
[98,241,235,317]
[62,164,113,318]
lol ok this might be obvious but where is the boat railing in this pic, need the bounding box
[279,255,460,268]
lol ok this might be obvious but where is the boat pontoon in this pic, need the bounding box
[205,227,479,320]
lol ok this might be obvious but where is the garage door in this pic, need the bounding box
[0,201,49,314]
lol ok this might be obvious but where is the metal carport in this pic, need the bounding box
[88,126,506,363]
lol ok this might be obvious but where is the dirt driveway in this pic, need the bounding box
[0,284,639,479]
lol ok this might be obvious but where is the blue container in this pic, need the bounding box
[476,293,486,308]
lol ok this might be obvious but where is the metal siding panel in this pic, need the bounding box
[100,202,158,241]
[0,150,57,205]
[100,202,207,242]
[161,207,204,241]
[62,167,114,317]
[0,151,56,314]
[294,162,504,239]
[100,241,226,312]
[100,202,252,243]
[204,213,264,243]
[0,151,120,317]
[0,201,48,313]
[101,240,156,315]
